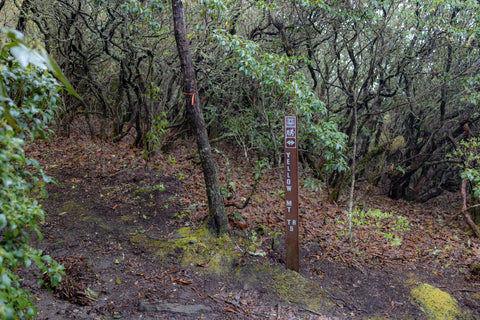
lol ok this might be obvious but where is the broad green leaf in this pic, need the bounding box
[0,214,6,229]
[39,48,82,100]
[9,44,30,68]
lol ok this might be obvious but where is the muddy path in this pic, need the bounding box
[21,136,480,319]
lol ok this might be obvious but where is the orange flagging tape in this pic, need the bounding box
[184,91,198,105]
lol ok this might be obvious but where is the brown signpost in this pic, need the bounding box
[284,115,299,272]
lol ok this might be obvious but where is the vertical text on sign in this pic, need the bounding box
[284,115,299,272]
[285,115,296,195]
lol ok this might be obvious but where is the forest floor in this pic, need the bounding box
[21,130,480,319]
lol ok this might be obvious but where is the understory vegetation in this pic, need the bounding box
[2,0,480,318]
[4,0,480,206]
[0,30,66,319]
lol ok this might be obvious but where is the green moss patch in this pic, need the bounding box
[270,268,333,311]
[126,224,342,315]
[130,233,163,253]
[133,186,151,195]
[129,225,242,275]
[128,225,335,314]
[120,214,136,223]
[410,283,461,320]
[234,262,335,313]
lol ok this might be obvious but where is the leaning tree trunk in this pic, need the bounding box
[171,0,228,235]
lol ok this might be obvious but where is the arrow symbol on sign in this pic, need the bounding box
[286,140,296,146]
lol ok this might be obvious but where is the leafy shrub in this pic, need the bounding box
[450,137,480,198]
[212,30,348,173]
[0,28,71,319]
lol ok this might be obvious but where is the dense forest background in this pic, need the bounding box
[3,1,480,318]
[4,0,480,220]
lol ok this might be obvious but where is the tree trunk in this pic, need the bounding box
[16,0,32,32]
[171,0,228,235]
[461,179,480,238]
[470,194,480,225]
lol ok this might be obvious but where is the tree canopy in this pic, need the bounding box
[5,0,480,218]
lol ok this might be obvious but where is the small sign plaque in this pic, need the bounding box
[284,116,299,272]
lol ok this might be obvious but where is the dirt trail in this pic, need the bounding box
[20,136,480,319]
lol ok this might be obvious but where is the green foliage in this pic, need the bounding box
[450,137,480,198]
[231,211,243,221]
[167,155,177,164]
[253,158,271,180]
[302,176,322,192]
[0,28,66,319]
[17,0,480,204]
[152,183,166,192]
[348,208,410,246]
[241,231,265,257]
[212,30,348,173]
[144,112,169,157]
[196,0,228,21]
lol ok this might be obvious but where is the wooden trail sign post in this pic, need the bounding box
[284,116,299,272]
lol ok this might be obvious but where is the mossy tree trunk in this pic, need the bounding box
[171,0,228,235]
[470,195,480,225]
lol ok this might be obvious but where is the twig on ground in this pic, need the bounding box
[446,203,480,223]
[299,306,324,316]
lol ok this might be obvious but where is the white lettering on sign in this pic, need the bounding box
[287,219,297,232]
[284,116,299,271]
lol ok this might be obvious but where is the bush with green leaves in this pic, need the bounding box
[450,137,480,198]
[212,30,348,172]
[0,28,74,319]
